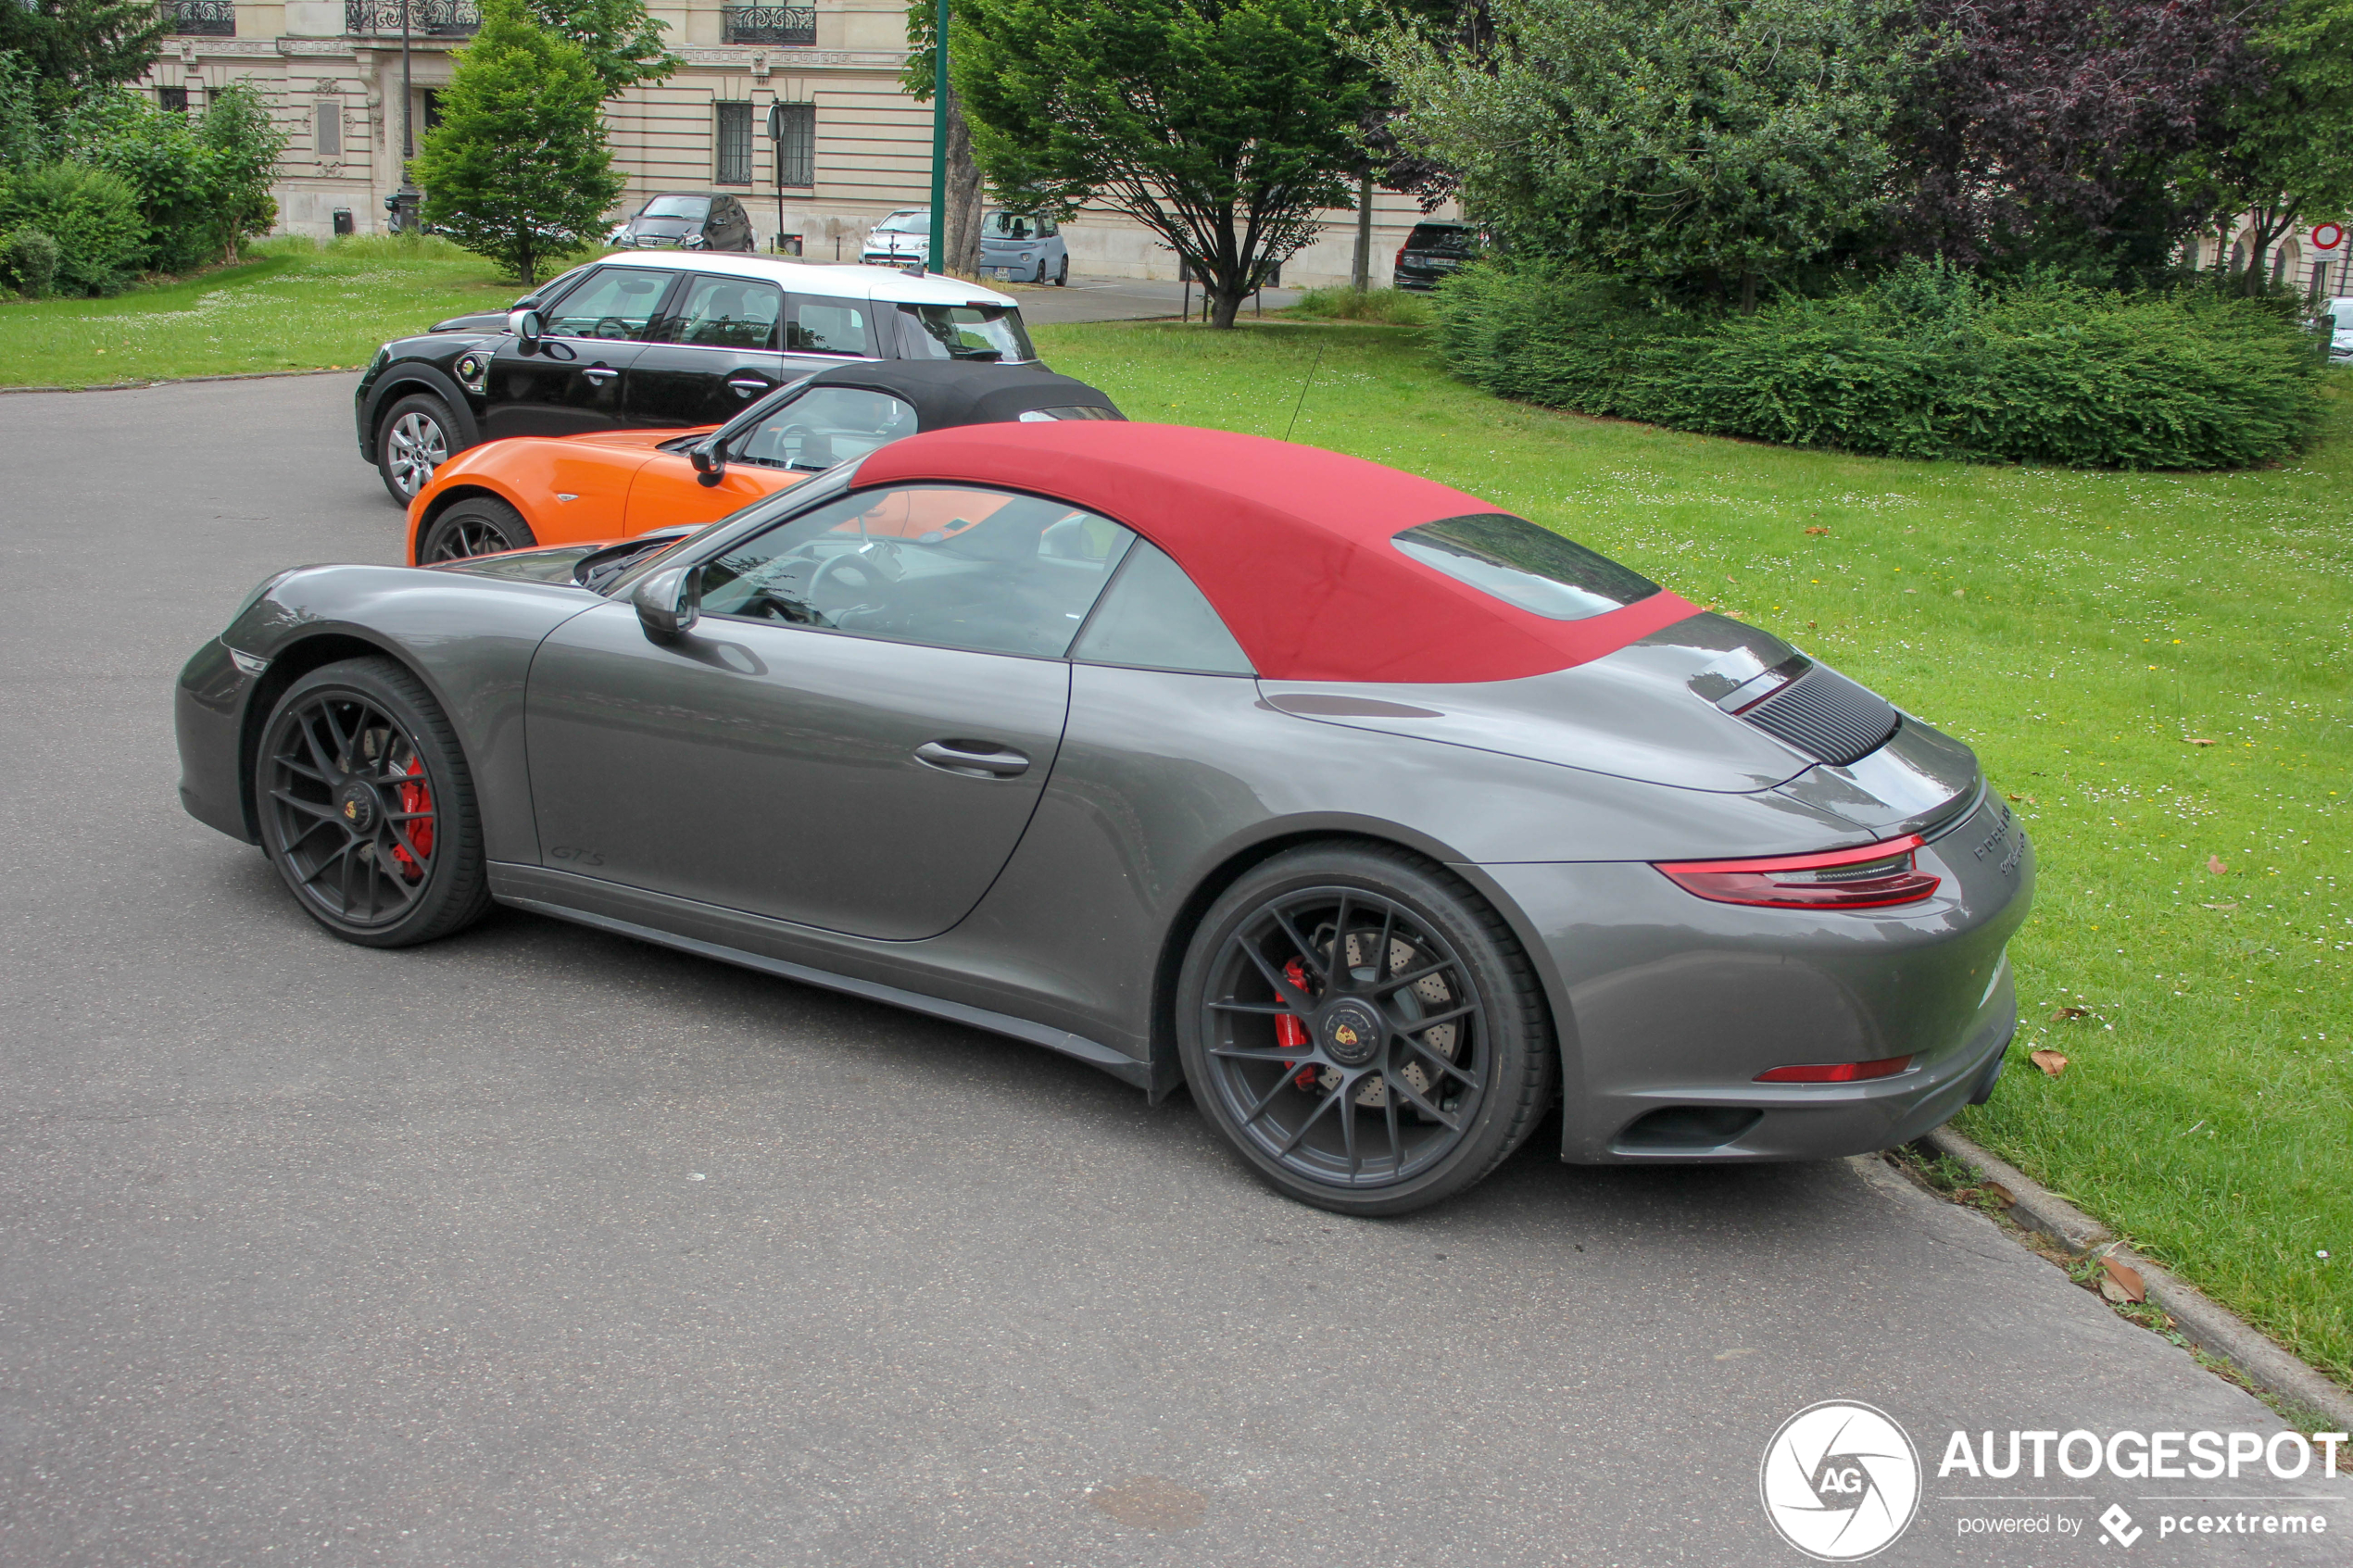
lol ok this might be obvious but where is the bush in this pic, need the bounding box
[1434,259,2326,469]
[57,83,288,273]
[1290,284,1436,324]
[0,162,143,295]
[1,225,61,296]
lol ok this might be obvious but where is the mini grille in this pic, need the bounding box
[1742,666,1900,766]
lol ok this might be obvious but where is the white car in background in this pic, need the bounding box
[862,209,930,269]
[2320,295,2353,362]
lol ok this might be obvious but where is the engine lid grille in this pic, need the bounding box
[1741,665,1900,766]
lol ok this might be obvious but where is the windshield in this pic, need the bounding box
[1406,224,1474,256]
[875,210,930,233]
[894,303,1035,363]
[1392,513,1658,621]
[982,212,1036,240]
[641,196,711,220]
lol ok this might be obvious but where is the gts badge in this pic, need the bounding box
[550,846,605,868]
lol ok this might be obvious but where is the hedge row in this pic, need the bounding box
[1432,261,2326,470]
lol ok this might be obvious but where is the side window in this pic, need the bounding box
[656,276,784,349]
[729,387,916,470]
[543,267,673,340]
[786,295,873,356]
[1070,540,1253,674]
[1040,218,1058,238]
[697,485,1134,659]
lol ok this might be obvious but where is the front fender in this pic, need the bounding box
[224,565,604,865]
[361,360,483,456]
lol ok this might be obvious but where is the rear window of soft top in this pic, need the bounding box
[1392,513,1658,621]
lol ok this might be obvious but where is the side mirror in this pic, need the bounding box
[689,438,725,487]
[509,308,543,346]
[632,563,699,642]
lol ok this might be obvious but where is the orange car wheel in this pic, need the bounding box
[418,496,537,564]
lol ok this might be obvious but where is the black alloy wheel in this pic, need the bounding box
[417,495,536,564]
[1177,844,1554,1215]
[258,658,492,948]
[376,392,460,506]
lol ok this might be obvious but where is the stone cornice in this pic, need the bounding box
[675,46,908,67]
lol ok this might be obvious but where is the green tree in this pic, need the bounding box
[2200,0,2353,290]
[200,82,291,260]
[57,81,286,270]
[410,0,624,284]
[955,0,1376,327]
[0,0,165,120]
[527,0,681,97]
[1371,0,1907,311]
[0,48,45,168]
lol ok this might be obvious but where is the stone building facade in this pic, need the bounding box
[135,0,1444,287]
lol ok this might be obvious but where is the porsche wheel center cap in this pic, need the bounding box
[1319,1000,1383,1067]
[337,781,381,833]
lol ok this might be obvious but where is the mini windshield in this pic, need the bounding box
[895,303,1035,363]
[875,211,930,233]
[641,196,711,220]
[1392,513,1658,621]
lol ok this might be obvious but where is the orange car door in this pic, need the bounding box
[622,449,797,533]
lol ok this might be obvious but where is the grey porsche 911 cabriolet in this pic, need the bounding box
[175,422,2032,1214]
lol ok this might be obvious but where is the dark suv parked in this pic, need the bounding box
[610,193,757,253]
[355,254,1038,503]
[1393,220,1477,292]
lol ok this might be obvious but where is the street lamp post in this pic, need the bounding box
[388,0,422,232]
[925,0,947,276]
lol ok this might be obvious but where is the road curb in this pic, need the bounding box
[1923,1125,2353,1431]
[0,367,361,396]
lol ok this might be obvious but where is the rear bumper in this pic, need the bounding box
[1472,789,2034,1164]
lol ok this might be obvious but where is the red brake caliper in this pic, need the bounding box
[391,757,434,877]
[1277,958,1319,1088]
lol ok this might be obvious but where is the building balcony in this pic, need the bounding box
[167,0,236,36]
[721,6,816,45]
[345,0,480,37]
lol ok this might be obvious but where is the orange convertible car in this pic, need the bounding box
[404,360,1124,565]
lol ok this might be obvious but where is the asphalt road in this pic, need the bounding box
[1,376,2343,1567]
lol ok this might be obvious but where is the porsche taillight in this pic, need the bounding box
[1654,834,1939,909]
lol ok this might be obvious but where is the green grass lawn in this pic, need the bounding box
[1035,318,2353,1392]
[0,235,529,387]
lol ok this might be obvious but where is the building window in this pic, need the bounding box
[316,100,342,158]
[715,101,753,186]
[722,6,815,45]
[158,86,190,113]
[771,101,814,189]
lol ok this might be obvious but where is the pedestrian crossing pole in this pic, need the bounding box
[926,0,949,276]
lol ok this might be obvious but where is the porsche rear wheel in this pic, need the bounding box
[377,393,460,505]
[418,496,535,564]
[257,658,492,948]
[1176,845,1555,1215]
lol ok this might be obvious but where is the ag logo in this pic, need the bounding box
[1759,1400,1920,1561]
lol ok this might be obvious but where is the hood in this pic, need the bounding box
[631,217,696,235]
[428,313,508,334]
[430,543,606,585]
[1255,612,1964,816]
[560,426,717,453]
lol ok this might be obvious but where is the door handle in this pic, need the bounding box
[583,366,618,383]
[726,376,770,397]
[913,740,1030,779]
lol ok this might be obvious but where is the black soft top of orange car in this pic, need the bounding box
[767,358,1124,433]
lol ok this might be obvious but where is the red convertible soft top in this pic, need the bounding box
[856,421,1698,684]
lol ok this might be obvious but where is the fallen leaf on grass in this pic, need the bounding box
[2099,1256,2147,1304]
[1805,525,1831,535]
[1982,1182,2016,1207]
[2007,793,2038,805]
[2206,855,2228,875]
[2184,737,2217,746]
[2030,1048,2070,1076]
[2050,1006,2092,1021]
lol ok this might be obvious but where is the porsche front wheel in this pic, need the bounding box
[1176,845,1555,1216]
[418,496,535,564]
[257,658,492,948]
[377,393,459,505]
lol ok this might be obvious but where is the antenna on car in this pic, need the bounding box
[1281,341,1327,443]
[903,261,926,278]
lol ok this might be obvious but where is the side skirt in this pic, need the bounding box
[491,870,1152,1092]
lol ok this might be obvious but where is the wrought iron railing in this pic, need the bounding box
[722,6,815,45]
[345,0,480,36]
[168,0,236,36]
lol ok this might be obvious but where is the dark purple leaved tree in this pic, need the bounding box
[1893,0,2268,280]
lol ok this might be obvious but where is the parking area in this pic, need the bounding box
[0,375,2337,1566]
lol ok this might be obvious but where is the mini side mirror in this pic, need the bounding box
[632,563,699,642]
[509,308,543,346]
[689,439,725,487]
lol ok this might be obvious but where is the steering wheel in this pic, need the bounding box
[808,548,896,614]
[591,316,633,340]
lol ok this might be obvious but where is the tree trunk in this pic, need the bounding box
[1739,271,1757,314]
[1209,286,1244,329]
[944,86,984,277]
[1352,170,1372,291]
